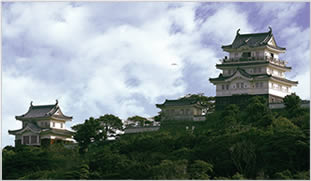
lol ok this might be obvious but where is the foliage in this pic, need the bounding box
[188,160,213,179]
[127,115,148,127]
[179,94,215,113]
[72,114,123,153]
[283,93,302,118]
[3,102,310,179]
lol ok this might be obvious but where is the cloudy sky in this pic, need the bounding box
[2,2,310,147]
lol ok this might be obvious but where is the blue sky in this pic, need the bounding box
[2,2,310,147]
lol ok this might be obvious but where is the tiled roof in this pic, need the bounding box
[8,122,42,135]
[156,99,203,107]
[16,100,72,120]
[209,68,270,82]
[209,68,297,85]
[222,28,285,50]
[41,128,74,136]
[216,61,291,70]
[271,76,298,85]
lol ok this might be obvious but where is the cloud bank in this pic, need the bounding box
[2,2,309,147]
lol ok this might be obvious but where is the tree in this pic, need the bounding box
[127,115,148,127]
[188,160,213,179]
[229,140,257,178]
[283,93,302,118]
[98,114,123,139]
[72,117,102,153]
[152,159,188,179]
[245,96,273,127]
[72,114,123,153]
[222,104,240,124]
[179,94,215,114]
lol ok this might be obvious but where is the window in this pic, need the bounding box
[222,85,225,90]
[242,52,251,58]
[236,83,239,88]
[45,122,48,127]
[241,82,244,88]
[254,68,257,73]
[23,136,29,145]
[271,53,274,58]
[258,67,261,73]
[52,122,55,127]
[226,84,229,90]
[61,123,63,128]
[260,82,263,88]
[256,82,259,88]
[31,136,37,144]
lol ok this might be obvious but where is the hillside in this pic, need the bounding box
[2,95,310,180]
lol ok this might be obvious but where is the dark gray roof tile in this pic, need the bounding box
[16,101,72,120]
[222,28,285,50]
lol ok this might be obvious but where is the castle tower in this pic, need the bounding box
[8,100,74,146]
[209,27,298,110]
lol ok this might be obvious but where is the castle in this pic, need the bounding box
[8,100,74,146]
[209,27,298,110]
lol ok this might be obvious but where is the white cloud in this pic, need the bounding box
[2,2,309,147]
[257,2,306,27]
[200,4,254,45]
[292,70,310,100]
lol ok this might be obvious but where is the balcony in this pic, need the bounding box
[220,56,286,66]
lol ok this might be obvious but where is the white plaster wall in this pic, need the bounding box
[50,121,65,129]
[216,80,269,96]
[269,88,290,98]
[265,50,279,59]
[229,52,241,59]
[41,134,70,140]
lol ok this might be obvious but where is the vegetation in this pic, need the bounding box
[2,94,310,179]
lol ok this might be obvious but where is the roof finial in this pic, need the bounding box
[30,101,33,107]
[268,26,272,33]
[55,99,58,105]
[237,28,240,35]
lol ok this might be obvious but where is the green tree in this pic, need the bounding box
[72,114,123,153]
[245,96,273,127]
[283,93,302,118]
[229,140,256,178]
[98,114,123,139]
[72,117,103,153]
[222,104,240,127]
[152,159,188,179]
[188,160,213,179]
[127,115,148,127]
[180,94,215,113]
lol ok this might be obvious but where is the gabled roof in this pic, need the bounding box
[41,128,74,137]
[156,99,204,108]
[15,100,72,121]
[209,68,270,82]
[8,122,42,135]
[216,61,292,70]
[271,76,298,85]
[209,68,298,86]
[221,27,285,51]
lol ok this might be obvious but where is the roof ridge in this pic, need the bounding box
[238,31,270,36]
[31,104,55,108]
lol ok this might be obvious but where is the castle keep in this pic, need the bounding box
[209,27,298,110]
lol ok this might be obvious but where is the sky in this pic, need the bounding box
[2,2,310,147]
